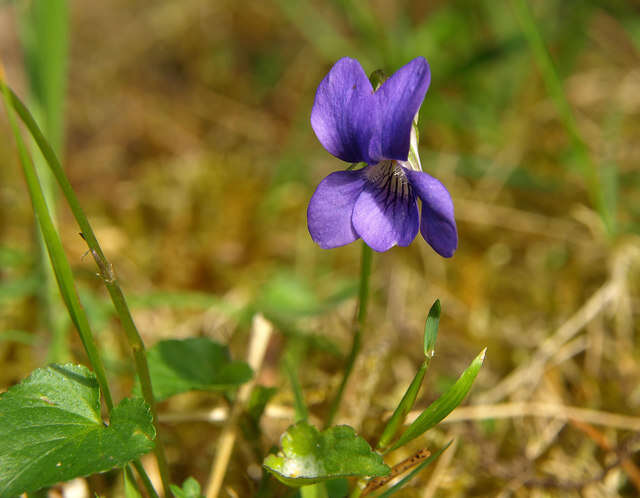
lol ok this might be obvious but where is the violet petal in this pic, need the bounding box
[310,58,377,164]
[371,57,430,162]
[352,173,419,252]
[405,169,457,257]
[307,169,367,248]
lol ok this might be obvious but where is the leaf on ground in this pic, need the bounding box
[139,337,253,401]
[263,422,389,486]
[0,364,155,497]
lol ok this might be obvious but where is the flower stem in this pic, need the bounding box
[3,83,172,498]
[324,242,373,428]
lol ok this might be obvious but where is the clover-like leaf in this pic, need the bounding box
[263,422,389,486]
[140,337,253,401]
[170,476,204,498]
[0,364,155,496]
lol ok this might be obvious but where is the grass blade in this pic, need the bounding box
[390,349,486,451]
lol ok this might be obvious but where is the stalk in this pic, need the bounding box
[325,242,373,428]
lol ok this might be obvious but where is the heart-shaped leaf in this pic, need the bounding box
[264,422,389,486]
[0,364,155,496]
[141,338,253,401]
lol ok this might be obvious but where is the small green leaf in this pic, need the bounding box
[140,338,253,401]
[377,362,427,452]
[390,349,486,450]
[264,422,389,486]
[423,300,441,358]
[369,69,388,90]
[169,477,204,498]
[378,301,442,451]
[0,364,155,496]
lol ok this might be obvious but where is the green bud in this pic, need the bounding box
[369,69,388,91]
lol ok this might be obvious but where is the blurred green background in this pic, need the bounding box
[1,0,639,496]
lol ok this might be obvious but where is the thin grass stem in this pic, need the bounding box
[511,0,613,235]
[19,0,71,363]
[0,79,113,412]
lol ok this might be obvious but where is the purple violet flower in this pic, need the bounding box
[307,57,458,256]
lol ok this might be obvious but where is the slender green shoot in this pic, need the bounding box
[377,362,428,453]
[0,78,114,412]
[325,242,373,428]
[19,0,70,363]
[285,355,309,424]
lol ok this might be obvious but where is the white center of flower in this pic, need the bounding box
[365,160,411,201]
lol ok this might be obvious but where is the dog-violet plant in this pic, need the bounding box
[263,58,483,497]
[308,56,458,256]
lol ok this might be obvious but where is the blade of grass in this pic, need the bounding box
[285,354,309,424]
[390,349,486,451]
[511,0,614,235]
[0,76,114,413]
[377,300,441,451]
[19,0,70,363]
[1,80,171,497]
[377,362,428,452]
[347,301,443,496]
[273,0,369,66]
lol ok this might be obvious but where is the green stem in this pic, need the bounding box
[132,460,160,498]
[0,80,114,412]
[324,242,373,428]
[301,483,328,498]
[3,84,172,498]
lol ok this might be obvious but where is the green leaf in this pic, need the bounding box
[377,300,442,451]
[140,338,252,401]
[423,299,441,358]
[0,364,155,496]
[377,362,427,452]
[169,477,204,498]
[263,422,389,486]
[390,349,486,450]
